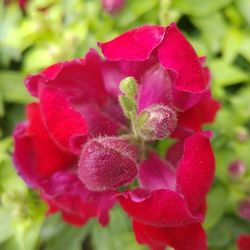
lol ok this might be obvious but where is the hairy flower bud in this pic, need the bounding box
[228,160,247,179]
[78,136,138,191]
[238,199,250,221]
[102,0,126,15]
[139,105,177,141]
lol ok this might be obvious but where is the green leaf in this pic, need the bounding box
[172,0,233,17]
[92,206,146,250]
[0,208,13,244]
[210,59,250,86]
[204,185,228,230]
[42,216,93,250]
[191,13,227,54]
[0,71,32,104]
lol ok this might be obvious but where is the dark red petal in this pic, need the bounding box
[39,86,88,152]
[237,235,250,250]
[139,152,176,191]
[158,23,207,93]
[99,26,165,61]
[118,189,203,227]
[25,49,107,106]
[178,98,220,132]
[176,132,215,214]
[40,171,116,226]
[27,103,75,177]
[13,123,38,188]
[133,220,207,250]
[165,141,184,167]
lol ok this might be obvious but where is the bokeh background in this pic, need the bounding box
[0,0,250,249]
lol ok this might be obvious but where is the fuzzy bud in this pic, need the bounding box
[238,199,250,221]
[119,76,138,98]
[139,104,177,141]
[228,160,247,179]
[78,136,138,191]
[102,0,126,15]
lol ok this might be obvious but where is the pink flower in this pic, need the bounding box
[101,0,126,14]
[237,235,250,250]
[13,23,218,248]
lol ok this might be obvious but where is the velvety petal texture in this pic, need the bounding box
[40,171,116,226]
[133,220,207,250]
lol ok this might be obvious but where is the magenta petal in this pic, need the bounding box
[176,132,215,214]
[137,64,173,111]
[99,26,165,61]
[40,171,116,226]
[39,86,88,152]
[133,220,207,250]
[158,23,207,93]
[118,189,203,227]
[139,152,176,191]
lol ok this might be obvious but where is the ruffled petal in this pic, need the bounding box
[25,49,107,106]
[133,220,207,250]
[178,97,220,132]
[13,103,76,185]
[99,25,165,61]
[39,86,88,152]
[158,23,207,93]
[118,189,203,227]
[139,152,176,191]
[176,132,215,214]
[40,171,116,226]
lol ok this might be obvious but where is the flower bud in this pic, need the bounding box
[119,76,138,98]
[238,199,250,221]
[102,0,126,15]
[228,160,247,179]
[139,104,177,141]
[78,136,138,191]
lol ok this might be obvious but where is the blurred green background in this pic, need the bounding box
[0,0,250,249]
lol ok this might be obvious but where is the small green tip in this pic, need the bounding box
[119,77,138,97]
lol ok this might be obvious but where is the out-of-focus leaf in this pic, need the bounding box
[210,59,250,86]
[240,35,250,62]
[43,217,93,250]
[0,208,13,243]
[235,0,250,26]
[0,91,4,117]
[0,71,32,104]
[92,206,146,250]
[117,0,158,28]
[204,185,228,230]
[208,216,250,249]
[191,13,227,54]
[173,0,233,17]
[222,28,243,63]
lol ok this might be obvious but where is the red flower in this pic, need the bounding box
[118,132,214,249]
[13,23,218,248]
[237,235,250,250]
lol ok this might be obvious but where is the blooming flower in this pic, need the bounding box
[13,23,218,249]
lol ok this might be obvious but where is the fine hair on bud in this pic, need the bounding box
[78,136,138,191]
[139,104,177,141]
